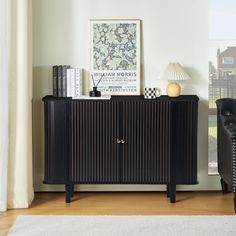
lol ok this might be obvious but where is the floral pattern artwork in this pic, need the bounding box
[93,23,137,70]
[90,20,140,95]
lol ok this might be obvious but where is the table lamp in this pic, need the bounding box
[162,62,191,97]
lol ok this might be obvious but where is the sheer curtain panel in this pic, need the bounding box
[0,0,8,212]
[0,0,34,211]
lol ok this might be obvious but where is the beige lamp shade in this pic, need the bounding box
[162,63,191,81]
[162,63,191,97]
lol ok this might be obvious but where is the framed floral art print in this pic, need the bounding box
[90,19,140,95]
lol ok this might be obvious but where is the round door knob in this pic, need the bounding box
[117,139,121,144]
[121,140,125,144]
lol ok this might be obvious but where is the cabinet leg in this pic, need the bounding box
[166,184,170,198]
[70,184,74,197]
[65,184,72,203]
[234,193,236,213]
[220,178,228,193]
[169,184,176,203]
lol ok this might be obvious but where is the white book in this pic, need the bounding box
[73,95,111,100]
[66,68,71,97]
[70,68,76,97]
[79,68,83,95]
[75,68,83,96]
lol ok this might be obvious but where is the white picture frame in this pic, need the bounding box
[90,19,141,95]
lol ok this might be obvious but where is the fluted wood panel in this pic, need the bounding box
[122,101,171,183]
[44,99,70,184]
[71,101,120,183]
[171,100,198,184]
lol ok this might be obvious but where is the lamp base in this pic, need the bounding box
[166,82,181,97]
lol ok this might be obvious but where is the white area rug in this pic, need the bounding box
[8,215,236,236]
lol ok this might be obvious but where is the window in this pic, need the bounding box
[208,0,236,174]
[222,57,234,64]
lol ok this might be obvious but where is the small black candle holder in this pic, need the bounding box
[89,74,104,97]
[89,86,101,97]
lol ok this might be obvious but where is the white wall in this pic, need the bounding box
[33,0,220,191]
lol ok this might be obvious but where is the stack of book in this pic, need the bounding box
[52,65,83,97]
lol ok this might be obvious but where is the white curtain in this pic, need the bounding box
[0,0,34,211]
[0,0,8,212]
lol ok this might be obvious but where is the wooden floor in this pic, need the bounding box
[0,191,235,236]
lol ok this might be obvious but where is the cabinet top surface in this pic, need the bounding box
[43,95,199,102]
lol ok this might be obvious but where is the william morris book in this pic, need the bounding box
[52,65,58,96]
[57,65,63,97]
[66,68,83,97]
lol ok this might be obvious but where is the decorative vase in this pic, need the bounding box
[89,86,101,97]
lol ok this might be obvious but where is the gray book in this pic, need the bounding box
[52,65,58,96]
[62,65,71,97]
[57,65,63,97]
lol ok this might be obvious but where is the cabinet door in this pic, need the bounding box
[121,101,171,183]
[71,101,120,183]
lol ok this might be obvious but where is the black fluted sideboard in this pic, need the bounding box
[42,95,199,203]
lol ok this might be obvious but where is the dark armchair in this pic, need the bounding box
[216,98,236,212]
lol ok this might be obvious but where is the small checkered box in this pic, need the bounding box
[144,87,160,99]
